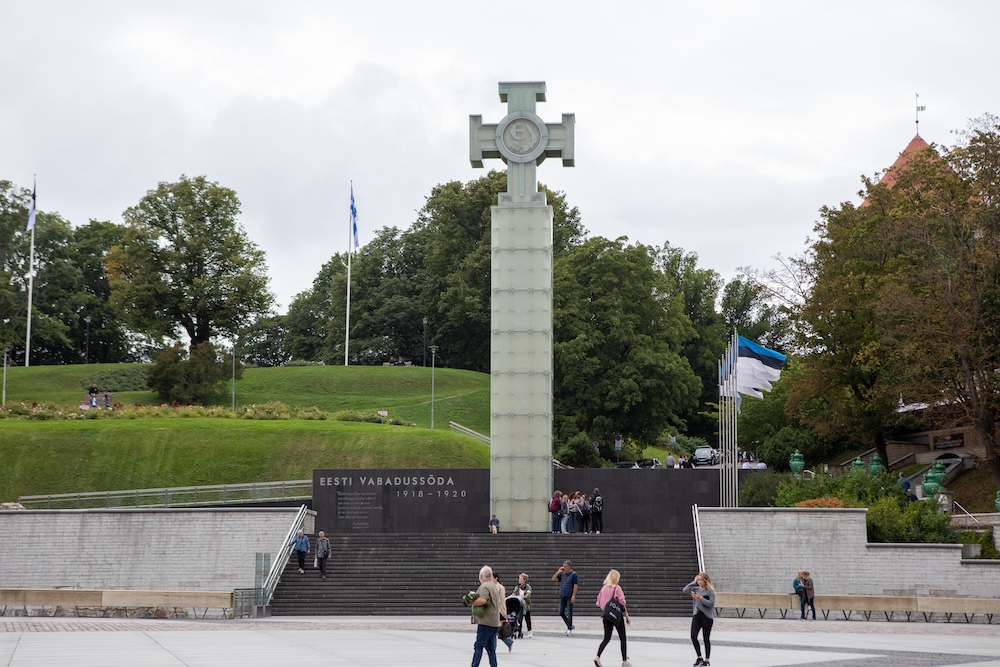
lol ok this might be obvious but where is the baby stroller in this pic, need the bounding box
[504,595,525,640]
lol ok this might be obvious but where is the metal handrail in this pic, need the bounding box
[449,421,490,445]
[18,480,312,510]
[259,504,310,609]
[691,504,705,573]
[952,500,979,525]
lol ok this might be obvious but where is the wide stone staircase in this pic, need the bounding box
[270,533,698,617]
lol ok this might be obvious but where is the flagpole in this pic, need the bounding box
[25,176,37,368]
[344,186,352,367]
[344,182,356,367]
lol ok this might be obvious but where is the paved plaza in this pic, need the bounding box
[1,615,998,667]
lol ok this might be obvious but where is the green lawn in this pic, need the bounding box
[0,363,492,501]
[0,418,490,501]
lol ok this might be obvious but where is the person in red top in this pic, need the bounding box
[594,569,631,667]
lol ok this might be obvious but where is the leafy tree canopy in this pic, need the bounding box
[107,175,274,349]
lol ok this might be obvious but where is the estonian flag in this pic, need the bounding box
[26,180,36,231]
[350,185,359,251]
[737,336,786,396]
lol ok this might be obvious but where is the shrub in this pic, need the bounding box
[291,406,328,420]
[239,401,291,420]
[0,401,86,420]
[739,471,790,507]
[147,342,242,405]
[81,365,150,393]
[866,496,959,544]
[332,409,413,426]
[956,528,1000,559]
[795,496,846,508]
[673,434,709,456]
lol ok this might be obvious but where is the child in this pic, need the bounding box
[489,514,500,534]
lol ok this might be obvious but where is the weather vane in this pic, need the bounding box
[915,93,926,136]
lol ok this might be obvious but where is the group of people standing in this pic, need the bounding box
[549,488,604,534]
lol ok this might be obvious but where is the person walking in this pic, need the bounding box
[594,569,631,667]
[551,560,578,635]
[314,530,331,580]
[287,529,310,574]
[591,488,604,534]
[470,565,502,667]
[683,572,716,667]
[516,573,533,638]
[799,570,816,620]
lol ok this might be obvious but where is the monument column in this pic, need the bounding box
[470,81,575,531]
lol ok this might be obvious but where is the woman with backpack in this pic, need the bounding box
[580,495,592,534]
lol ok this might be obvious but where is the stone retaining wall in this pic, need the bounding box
[0,507,312,591]
[697,508,1000,598]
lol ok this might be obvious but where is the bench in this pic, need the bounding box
[0,588,234,619]
[715,592,1000,623]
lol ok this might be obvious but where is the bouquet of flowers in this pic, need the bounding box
[462,589,486,617]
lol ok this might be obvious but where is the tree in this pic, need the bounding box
[241,315,290,367]
[147,341,242,404]
[283,256,346,362]
[789,198,907,466]
[413,171,584,372]
[720,277,789,351]
[653,243,726,440]
[107,175,274,349]
[870,117,1000,487]
[553,237,701,449]
[72,220,136,363]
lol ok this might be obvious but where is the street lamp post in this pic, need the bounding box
[83,315,91,364]
[429,345,438,429]
[422,317,428,367]
[231,342,237,412]
[2,318,8,405]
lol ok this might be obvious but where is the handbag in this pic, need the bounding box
[499,621,514,639]
[602,585,625,625]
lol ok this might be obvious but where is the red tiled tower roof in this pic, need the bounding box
[861,134,938,207]
[877,134,932,190]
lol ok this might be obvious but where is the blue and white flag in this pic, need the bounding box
[350,184,359,251]
[737,335,786,393]
[26,180,36,231]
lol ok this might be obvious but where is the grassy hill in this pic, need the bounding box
[0,363,491,501]
[2,363,490,433]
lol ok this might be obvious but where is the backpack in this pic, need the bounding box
[593,495,604,512]
[582,500,591,515]
[549,496,561,513]
[793,578,803,594]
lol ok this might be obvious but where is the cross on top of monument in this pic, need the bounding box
[470,81,574,207]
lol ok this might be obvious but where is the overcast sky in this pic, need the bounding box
[4,1,999,312]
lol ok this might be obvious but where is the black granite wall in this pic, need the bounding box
[312,468,725,534]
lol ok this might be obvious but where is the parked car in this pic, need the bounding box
[692,446,718,466]
[637,458,663,469]
[615,461,641,469]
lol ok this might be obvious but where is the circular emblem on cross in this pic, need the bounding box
[495,112,548,164]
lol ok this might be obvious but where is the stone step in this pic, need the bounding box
[271,533,698,617]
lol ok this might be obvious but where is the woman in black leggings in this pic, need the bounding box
[682,572,716,667]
